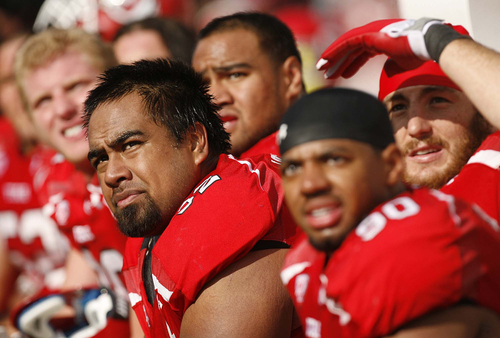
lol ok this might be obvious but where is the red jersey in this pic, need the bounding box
[0,118,67,291]
[240,131,280,158]
[442,131,500,224]
[123,154,300,337]
[39,153,130,331]
[281,188,500,338]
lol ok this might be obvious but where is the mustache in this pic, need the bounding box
[401,136,448,156]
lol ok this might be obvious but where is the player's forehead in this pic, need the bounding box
[383,85,459,103]
[193,29,266,70]
[282,138,367,162]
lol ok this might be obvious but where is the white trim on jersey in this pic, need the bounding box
[153,274,173,302]
[281,262,311,285]
[467,150,500,170]
[429,190,461,227]
[228,154,264,190]
[129,292,142,307]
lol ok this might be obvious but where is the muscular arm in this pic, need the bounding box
[180,248,298,337]
[439,38,500,129]
[386,305,500,338]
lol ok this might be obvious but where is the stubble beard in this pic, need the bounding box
[402,112,491,190]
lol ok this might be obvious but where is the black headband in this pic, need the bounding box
[277,87,395,155]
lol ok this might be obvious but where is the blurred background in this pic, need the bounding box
[0,0,498,95]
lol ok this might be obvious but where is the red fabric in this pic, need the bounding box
[123,154,300,337]
[0,118,67,290]
[282,188,500,338]
[442,131,500,224]
[377,24,469,100]
[378,59,462,100]
[38,154,130,334]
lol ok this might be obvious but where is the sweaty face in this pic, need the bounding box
[192,29,288,157]
[113,29,172,64]
[87,93,200,237]
[23,51,101,167]
[281,139,391,253]
[384,86,490,189]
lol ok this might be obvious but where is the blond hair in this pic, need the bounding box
[15,28,117,111]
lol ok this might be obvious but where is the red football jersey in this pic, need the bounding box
[281,188,500,338]
[0,118,67,291]
[123,154,300,337]
[38,154,130,332]
[442,131,500,224]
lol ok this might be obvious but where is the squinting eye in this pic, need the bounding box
[430,97,449,104]
[326,157,345,166]
[229,72,245,79]
[282,163,300,177]
[93,155,108,169]
[123,141,140,151]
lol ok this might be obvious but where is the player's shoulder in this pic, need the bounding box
[463,131,500,170]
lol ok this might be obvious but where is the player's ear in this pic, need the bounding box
[187,122,209,165]
[281,55,304,103]
[381,143,403,188]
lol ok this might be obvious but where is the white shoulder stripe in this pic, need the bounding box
[228,154,263,190]
[280,262,311,285]
[467,150,500,169]
[153,274,173,302]
[128,292,142,307]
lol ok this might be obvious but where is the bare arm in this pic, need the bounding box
[386,304,500,338]
[0,237,18,314]
[180,248,298,337]
[439,38,500,129]
[61,248,99,290]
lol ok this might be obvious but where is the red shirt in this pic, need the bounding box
[123,154,300,337]
[442,131,500,224]
[38,153,130,334]
[282,188,500,338]
[0,118,67,291]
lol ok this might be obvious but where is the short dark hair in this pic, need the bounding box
[83,59,231,158]
[113,17,196,64]
[198,12,302,67]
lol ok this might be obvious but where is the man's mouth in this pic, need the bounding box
[220,115,238,132]
[407,145,444,163]
[113,189,144,209]
[306,206,342,230]
[63,125,83,138]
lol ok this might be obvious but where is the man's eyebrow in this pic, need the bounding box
[108,130,144,148]
[385,92,408,103]
[87,130,144,162]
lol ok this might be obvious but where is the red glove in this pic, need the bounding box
[317,18,459,79]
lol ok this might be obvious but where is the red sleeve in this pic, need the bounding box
[442,131,500,223]
[153,155,281,311]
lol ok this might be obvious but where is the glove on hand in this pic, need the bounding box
[317,18,469,79]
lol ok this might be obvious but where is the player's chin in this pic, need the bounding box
[306,228,344,253]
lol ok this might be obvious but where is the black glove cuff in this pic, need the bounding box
[425,24,471,62]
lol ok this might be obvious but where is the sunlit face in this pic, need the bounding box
[22,51,101,167]
[113,29,172,64]
[87,93,201,237]
[0,36,37,146]
[192,29,289,157]
[281,138,392,253]
[384,85,490,189]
